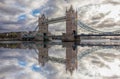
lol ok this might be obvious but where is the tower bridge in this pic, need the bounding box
[28,5,120,41]
[0,6,120,41]
[34,5,78,41]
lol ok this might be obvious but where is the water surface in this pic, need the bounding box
[0,41,120,79]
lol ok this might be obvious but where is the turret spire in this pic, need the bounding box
[69,5,73,11]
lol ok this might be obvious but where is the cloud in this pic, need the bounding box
[0,0,47,32]
[0,3,24,15]
[0,0,119,34]
[78,3,120,32]
[0,0,120,34]
[103,0,120,4]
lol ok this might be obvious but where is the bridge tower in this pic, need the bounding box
[37,14,49,41]
[62,6,78,41]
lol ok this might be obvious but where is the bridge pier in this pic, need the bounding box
[36,14,51,41]
[62,5,80,42]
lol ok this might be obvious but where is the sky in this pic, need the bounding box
[0,0,120,34]
[0,0,120,79]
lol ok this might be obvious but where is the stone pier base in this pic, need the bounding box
[62,33,80,42]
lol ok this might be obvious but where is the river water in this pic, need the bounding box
[0,41,120,79]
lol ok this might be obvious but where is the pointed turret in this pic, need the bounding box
[39,14,46,22]
[41,14,45,18]
[38,13,50,41]
[70,5,73,8]
[65,5,78,41]
[66,7,68,12]
[69,5,73,11]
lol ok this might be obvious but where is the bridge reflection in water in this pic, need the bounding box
[0,41,120,76]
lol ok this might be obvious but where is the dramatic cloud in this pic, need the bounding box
[78,3,120,32]
[0,0,47,32]
[0,0,120,34]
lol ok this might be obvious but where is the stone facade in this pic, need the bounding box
[62,6,78,42]
[36,14,50,40]
[36,6,79,41]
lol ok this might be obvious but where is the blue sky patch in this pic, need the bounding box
[18,14,27,20]
[18,60,27,67]
[32,9,40,16]
[31,64,41,72]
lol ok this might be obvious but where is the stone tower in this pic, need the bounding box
[62,5,78,41]
[37,14,49,40]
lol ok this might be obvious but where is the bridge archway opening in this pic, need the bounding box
[73,30,77,35]
[44,33,46,36]
[44,44,47,48]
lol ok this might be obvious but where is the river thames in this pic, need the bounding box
[0,41,120,79]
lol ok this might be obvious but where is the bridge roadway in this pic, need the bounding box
[50,33,120,38]
[78,33,120,36]
[22,33,120,41]
[45,34,120,41]
[36,33,120,38]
